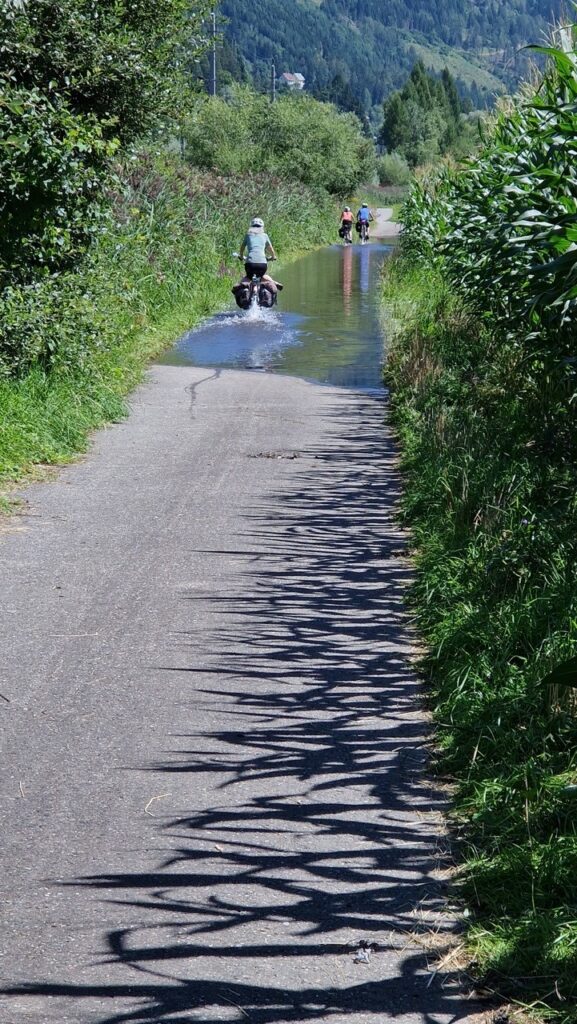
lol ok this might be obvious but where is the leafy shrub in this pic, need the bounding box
[377,152,411,186]
[183,86,375,196]
[1,0,211,145]
[0,0,212,288]
[0,87,117,284]
[0,0,213,369]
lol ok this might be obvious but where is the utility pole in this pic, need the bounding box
[211,9,217,97]
[271,60,276,103]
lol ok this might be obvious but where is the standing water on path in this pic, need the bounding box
[159,242,393,390]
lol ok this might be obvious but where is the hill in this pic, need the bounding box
[216,0,565,118]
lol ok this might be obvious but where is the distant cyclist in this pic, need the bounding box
[356,203,374,242]
[340,206,354,244]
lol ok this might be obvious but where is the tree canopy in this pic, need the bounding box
[0,0,211,282]
[380,62,473,167]
[183,85,375,196]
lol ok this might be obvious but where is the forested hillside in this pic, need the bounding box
[218,0,565,117]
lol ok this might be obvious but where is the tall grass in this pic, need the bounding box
[0,153,337,485]
[383,27,577,1021]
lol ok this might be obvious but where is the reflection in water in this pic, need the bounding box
[341,243,353,317]
[159,242,393,390]
[359,243,371,294]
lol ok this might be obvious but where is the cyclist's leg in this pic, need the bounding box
[245,261,268,279]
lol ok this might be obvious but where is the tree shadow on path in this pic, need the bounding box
[1,392,478,1024]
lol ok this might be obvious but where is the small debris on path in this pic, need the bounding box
[249,451,301,460]
[352,940,378,964]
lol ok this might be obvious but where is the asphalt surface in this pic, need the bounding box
[0,365,476,1024]
[372,209,401,240]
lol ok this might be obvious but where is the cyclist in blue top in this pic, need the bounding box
[356,203,374,240]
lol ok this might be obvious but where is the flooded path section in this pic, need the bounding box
[159,242,393,390]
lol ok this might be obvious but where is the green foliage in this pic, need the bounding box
[401,38,577,337]
[0,0,213,370]
[0,86,117,283]
[183,86,375,195]
[377,153,411,187]
[0,0,211,289]
[1,0,211,144]
[380,62,474,168]
[383,29,577,1016]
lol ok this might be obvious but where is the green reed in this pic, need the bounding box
[383,27,577,1021]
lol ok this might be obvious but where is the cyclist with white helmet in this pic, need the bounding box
[356,202,374,241]
[340,206,354,244]
[239,217,277,282]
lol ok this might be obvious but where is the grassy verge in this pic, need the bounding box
[383,257,577,1022]
[350,184,408,211]
[0,154,337,493]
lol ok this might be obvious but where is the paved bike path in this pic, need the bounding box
[373,208,401,240]
[0,366,476,1024]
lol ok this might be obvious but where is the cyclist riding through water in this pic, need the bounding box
[232,217,282,309]
[340,206,354,243]
[239,217,277,283]
[356,203,374,242]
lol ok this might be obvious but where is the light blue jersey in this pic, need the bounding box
[243,229,272,263]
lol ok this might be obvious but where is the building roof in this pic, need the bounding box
[280,72,305,85]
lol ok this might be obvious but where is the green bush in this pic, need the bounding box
[377,152,411,187]
[0,0,212,290]
[0,87,117,284]
[183,86,375,196]
[1,0,211,146]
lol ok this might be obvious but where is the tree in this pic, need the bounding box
[1,0,212,143]
[379,62,469,167]
[0,0,212,282]
[183,86,376,195]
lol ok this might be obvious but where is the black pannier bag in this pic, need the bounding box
[338,225,346,238]
[232,282,251,309]
[259,282,276,308]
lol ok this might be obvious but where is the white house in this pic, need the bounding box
[279,72,305,91]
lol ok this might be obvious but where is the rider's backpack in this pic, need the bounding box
[232,282,251,310]
[259,282,276,308]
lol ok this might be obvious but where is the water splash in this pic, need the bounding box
[160,243,392,389]
[244,301,277,324]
